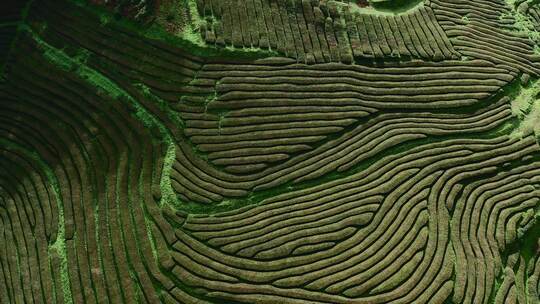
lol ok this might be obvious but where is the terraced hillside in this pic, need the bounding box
[0,0,539,303]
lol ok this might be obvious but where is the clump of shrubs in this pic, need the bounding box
[90,0,156,23]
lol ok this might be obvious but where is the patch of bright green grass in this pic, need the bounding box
[184,0,205,46]
[368,0,424,14]
[134,83,185,129]
[510,79,540,140]
[502,0,540,53]
[347,0,422,16]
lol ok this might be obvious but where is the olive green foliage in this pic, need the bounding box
[109,0,155,22]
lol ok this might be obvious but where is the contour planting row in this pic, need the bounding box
[0,0,30,66]
[207,60,512,107]
[25,0,530,206]
[29,1,209,105]
[492,252,539,304]
[529,6,540,32]
[197,0,458,63]
[0,33,197,303]
[447,144,540,303]
[0,108,63,304]
[0,25,16,65]
[526,252,540,303]
[429,0,540,76]
[171,104,514,204]
[168,135,540,303]
[2,1,540,303]
[165,58,517,204]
